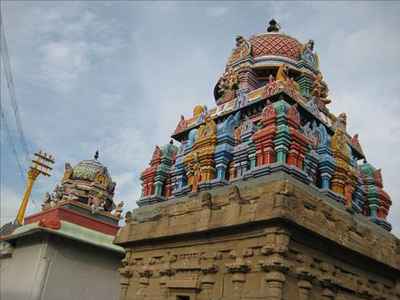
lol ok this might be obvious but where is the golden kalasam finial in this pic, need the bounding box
[15,150,55,225]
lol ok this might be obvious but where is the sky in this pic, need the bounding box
[0,1,399,236]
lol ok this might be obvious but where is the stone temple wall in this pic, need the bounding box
[115,172,400,300]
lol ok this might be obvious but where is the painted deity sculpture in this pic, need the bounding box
[331,126,358,208]
[214,111,241,181]
[228,35,252,66]
[217,68,240,104]
[311,72,331,111]
[276,64,300,92]
[301,39,319,69]
[184,115,217,192]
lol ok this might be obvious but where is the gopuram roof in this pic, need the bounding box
[134,19,392,232]
[42,152,120,214]
[1,153,124,242]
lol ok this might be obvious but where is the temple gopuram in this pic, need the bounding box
[115,20,400,299]
[1,154,124,300]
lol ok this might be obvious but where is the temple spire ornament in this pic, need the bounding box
[15,150,55,225]
[267,19,280,32]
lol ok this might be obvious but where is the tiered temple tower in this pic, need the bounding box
[115,20,400,300]
[1,155,124,300]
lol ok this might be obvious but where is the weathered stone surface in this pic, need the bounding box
[115,172,400,300]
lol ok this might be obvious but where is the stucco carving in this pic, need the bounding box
[115,175,400,300]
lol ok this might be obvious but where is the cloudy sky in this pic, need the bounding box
[1,1,399,236]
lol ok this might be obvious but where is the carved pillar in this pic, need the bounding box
[140,146,162,197]
[273,100,290,164]
[172,150,186,193]
[356,277,373,299]
[265,271,286,300]
[248,141,257,170]
[232,144,248,177]
[395,280,400,300]
[287,104,309,170]
[297,73,313,98]
[322,287,336,300]
[228,160,237,179]
[140,168,156,197]
[200,262,218,300]
[260,228,290,300]
[138,265,153,286]
[316,124,335,190]
[154,175,165,197]
[214,134,235,181]
[295,253,315,300]
[159,260,175,299]
[297,280,312,300]
[119,276,131,300]
[304,148,319,184]
[225,255,251,300]
[319,262,336,300]
[118,251,133,300]
[253,103,277,167]
[352,174,365,213]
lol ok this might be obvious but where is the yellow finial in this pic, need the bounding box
[15,150,55,225]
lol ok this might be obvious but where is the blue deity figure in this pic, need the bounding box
[301,40,318,69]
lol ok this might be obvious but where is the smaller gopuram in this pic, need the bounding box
[1,153,124,300]
[115,20,400,300]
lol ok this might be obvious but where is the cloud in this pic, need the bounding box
[4,4,125,94]
[206,6,229,17]
[38,40,90,92]
[101,126,152,171]
[112,171,141,210]
[0,186,37,226]
[0,187,19,225]
[1,2,400,238]
[325,24,400,79]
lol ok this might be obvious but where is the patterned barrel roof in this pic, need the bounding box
[250,33,302,61]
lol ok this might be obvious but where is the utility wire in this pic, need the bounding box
[0,10,38,211]
[0,109,39,209]
[0,11,30,166]
[0,109,25,183]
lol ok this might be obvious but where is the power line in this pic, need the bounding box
[0,10,38,211]
[0,108,39,210]
[0,109,25,183]
[0,11,30,165]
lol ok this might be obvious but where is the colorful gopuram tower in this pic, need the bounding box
[115,20,400,300]
[1,154,124,300]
